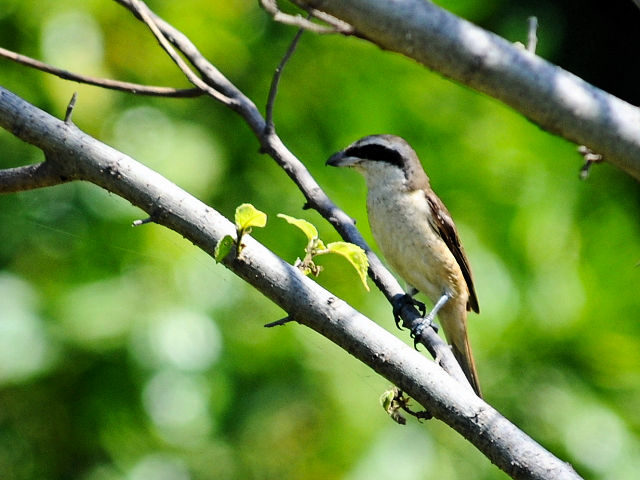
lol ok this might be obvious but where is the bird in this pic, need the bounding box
[326,134,481,397]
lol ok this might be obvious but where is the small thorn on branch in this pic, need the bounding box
[132,217,153,226]
[527,16,538,53]
[259,0,354,35]
[64,92,78,124]
[264,316,295,328]
[578,146,604,179]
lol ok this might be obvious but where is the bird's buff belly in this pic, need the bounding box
[368,193,466,305]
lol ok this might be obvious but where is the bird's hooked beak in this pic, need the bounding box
[326,150,359,168]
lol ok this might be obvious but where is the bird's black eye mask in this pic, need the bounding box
[345,144,404,169]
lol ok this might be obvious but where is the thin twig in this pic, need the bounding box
[114,0,245,104]
[64,92,78,124]
[265,24,306,133]
[307,8,355,34]
[264,316,295,327]
[260,0,353,34]
[0,46,202,97]
[128,0,237,106]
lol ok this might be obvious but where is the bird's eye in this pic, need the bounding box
[345,144,404,168]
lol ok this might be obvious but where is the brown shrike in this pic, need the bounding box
[327,134,481,396]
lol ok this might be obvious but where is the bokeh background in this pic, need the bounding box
[1,1,639,479]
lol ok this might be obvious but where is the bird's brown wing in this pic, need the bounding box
[425,191,479,313]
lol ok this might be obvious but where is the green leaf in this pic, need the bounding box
[326,241,370,291]
[277,213,318,242]
[235,203,267,232]
[380,389,395,413]
[214,235,234,262]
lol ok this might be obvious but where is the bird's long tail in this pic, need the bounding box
[439,308,482,398]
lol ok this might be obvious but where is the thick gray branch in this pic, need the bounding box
[0,161,72,192]
[294,0,640,180]
[0,87,582,479]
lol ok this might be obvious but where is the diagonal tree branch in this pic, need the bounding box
[264,22,306,133]
[0,46,201,98]
[293,0,640,180]
[126,0,236,105]
[0,86,582,480]
[113,0,247,106]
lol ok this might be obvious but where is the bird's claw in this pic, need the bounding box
[392,294,426,329]
[411,314,440,349]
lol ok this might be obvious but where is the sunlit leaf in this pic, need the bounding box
[277,213,318,242]
[235,203,267,232]
[326,241,369,291]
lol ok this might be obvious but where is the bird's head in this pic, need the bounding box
[326,134,429,190]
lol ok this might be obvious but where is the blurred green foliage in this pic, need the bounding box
[1,1,640,479]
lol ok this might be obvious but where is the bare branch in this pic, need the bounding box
[114,0,262,130]
[0,46,202,98]
[125,0,237,105]
[307,8,356,34]
[265,24,306,133]
[0,161,71,193]
[260,0,354,34]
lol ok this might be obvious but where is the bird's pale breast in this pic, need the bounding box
[367,188,467,306]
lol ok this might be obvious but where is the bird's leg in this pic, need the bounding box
[392,293,426,330]
[405,285,427,316]
[412,292,450,347]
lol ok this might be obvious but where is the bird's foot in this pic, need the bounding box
[411,312,440,349]
[411,292,452,348]
[392,294,426,330]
